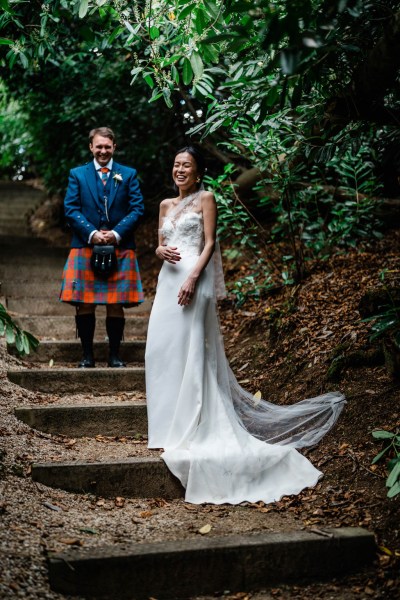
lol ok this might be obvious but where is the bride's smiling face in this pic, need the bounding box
[173,152,199,194]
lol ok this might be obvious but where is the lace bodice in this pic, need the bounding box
[160,193,204,257]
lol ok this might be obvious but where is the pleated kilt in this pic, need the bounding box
[59,247,144,306]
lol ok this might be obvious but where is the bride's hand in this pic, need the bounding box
[178,276,197,306]
[155,245,181,264]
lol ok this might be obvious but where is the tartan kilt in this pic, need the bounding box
[59,247,144,306]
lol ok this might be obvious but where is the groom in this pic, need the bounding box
[60,126,144,368]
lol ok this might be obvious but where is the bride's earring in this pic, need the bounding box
[196,177,201,183]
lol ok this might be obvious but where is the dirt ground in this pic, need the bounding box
[0,209,399,599]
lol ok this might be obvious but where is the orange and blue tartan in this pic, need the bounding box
[59,248,144,306]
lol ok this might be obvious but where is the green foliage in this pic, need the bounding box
[372,429,400,498]
[363,270,400,349]
[0,80,33,178]
[204,164,259,251]
[0,0,395,283]
[0,303,39,356]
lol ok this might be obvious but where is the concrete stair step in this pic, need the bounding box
[0,226,30,236]
[12,315,148,340]
[4,281,69,297]
[9,340,146,363]
[6,296,152,317]
[0,240,68,257]
[7,367,146,393]
[48,528,375,599]
[15,402,147,437]
[32,457,183,498]
[0,263,67,278]
[7,297,72,315]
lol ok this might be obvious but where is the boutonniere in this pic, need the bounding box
[113,173,123,187]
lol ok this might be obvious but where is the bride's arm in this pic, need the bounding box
[155,200,181,264]
[178,192,217,306]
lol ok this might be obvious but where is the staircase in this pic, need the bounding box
[1,182,376,599]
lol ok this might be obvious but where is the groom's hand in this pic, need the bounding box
[102,230,117,244]
[92,230,108,244]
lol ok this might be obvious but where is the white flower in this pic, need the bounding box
[113,173,123,183]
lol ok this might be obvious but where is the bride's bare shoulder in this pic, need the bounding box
[200,190,216,206]
[159,198,175,213]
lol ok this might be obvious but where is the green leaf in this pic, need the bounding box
[386,461,400,488]
[15,332,24,353]
[371,446,390,464]
[171,65,179,84]
[5,323,15,344]
[79,0,89,18]
[22,333,30,355]
[162,87,173,108]
[182,58,193,85]
[203,0,219,18]
[0,38,13,45]
[387,481,400,498]
[372,430,395,440]
[149,26,160,40]
[143,73,155,88]
[178,3,196,20]
[24,331,40,352]
[0,0,9,10]
[19,53,29,68]
[190,51,204,79]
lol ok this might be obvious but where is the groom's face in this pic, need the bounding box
[90,134,116,167]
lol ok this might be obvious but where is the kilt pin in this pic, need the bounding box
[59,156,144,368]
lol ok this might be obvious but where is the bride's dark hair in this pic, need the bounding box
[174,145,206,187]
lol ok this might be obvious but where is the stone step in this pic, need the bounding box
[3,281,69,297]
[7,297,72,315]
[13,315,148,340]
[32,457,183,498]
[15,402,147,437]
[0,226,30,236]
[0,216,30,226]
[48,527,375,599]
[0,260,67,276]
[6,295,152,317]
[8,340,146,363]
[0,238,68,255]
[7,367,146,393]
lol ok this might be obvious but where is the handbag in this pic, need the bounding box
[90,245,117,278]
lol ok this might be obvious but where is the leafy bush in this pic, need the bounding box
[0,303,39,356]
[372,429,400,498]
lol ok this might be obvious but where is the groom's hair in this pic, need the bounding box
[89,127,116,144]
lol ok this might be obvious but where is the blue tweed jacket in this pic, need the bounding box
[64,161,144,249]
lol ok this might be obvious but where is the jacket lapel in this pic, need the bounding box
[84,162,102,207]
[108,162,121,209]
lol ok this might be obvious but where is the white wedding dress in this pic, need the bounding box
[145,192,345,504]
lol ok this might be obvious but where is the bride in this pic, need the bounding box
[145,146,345,505]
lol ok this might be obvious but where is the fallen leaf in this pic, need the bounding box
[43,501,62,512]
[198,524,212,535]
[79,527,98,535]
[253,390,262,406]
[115,497,125,508]
[379,545,393,556]
[139,510,153,518]
[58,538,83,546]
[49,359,54,367]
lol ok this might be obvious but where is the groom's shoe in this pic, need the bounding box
[75,313,96,368]
[106,316,126,368]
